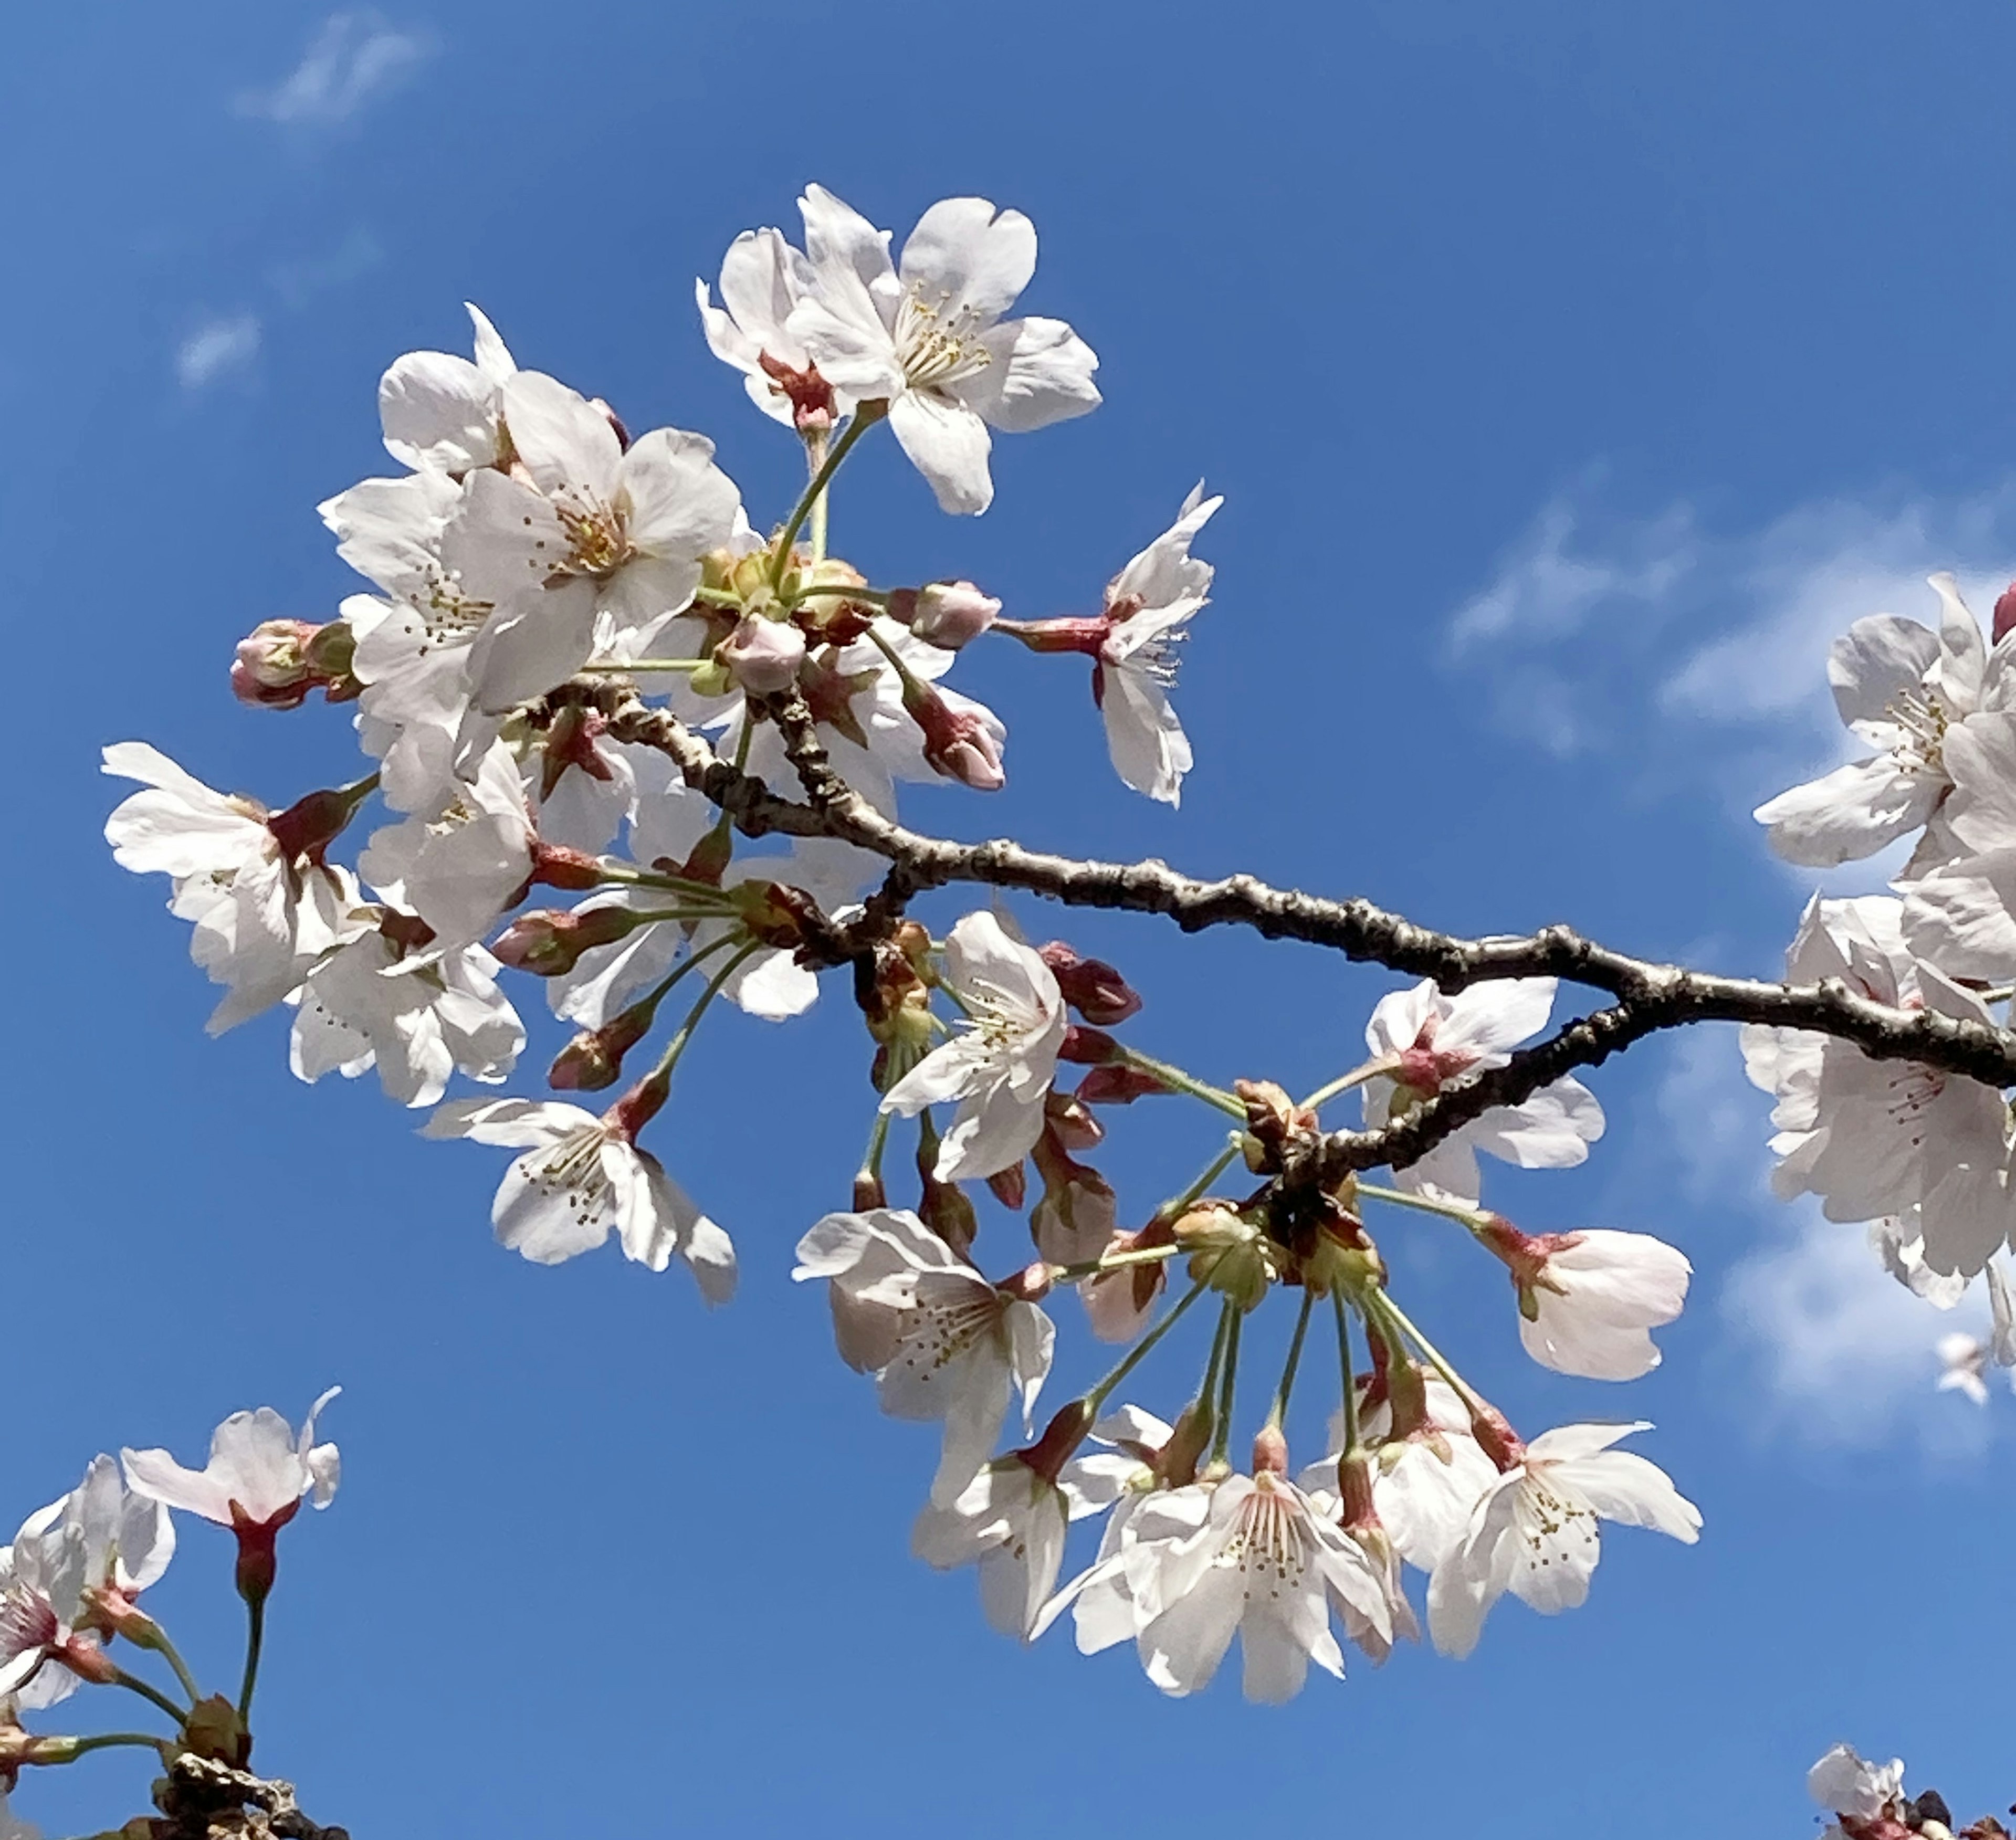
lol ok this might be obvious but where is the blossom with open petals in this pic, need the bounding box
[912,1457,1075,1638]
[1741,895,2012,1278]
[104,744,363,1032]
[1361,977,1603,1203]
[794,1208,1053,1505]
[1808,1744,1907,1832]
[1481,1220,1692,1380]
[426,1098,735,1295]
[442,372,741,709]
[1425,1422,1699,1659]
[788,186,1100,515]
[378,301,517,475]
[1097,485,1220,806]
[1754,574,2011,869]
[696,227,844,430]
[881,913,1067,1182]
[124,1392,340,1602]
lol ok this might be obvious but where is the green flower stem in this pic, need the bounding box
[1333,1290,1364,1458]
[1365,1288,1492,1421]
[1209,1307,1244,1467]
[1049,1241,1184,1284]
[134,1626,203,1709]
[1266,1286,1318,1431]
[1083,1278,1209,1417]
[771,401,887,588]
[1112,1046,1247,1120]
[857,1109,891,1193]
[1152,1140,1241,1223]
[587,861,740,906]
[786,585,891,606]
[1356,1181,1490,1230]
[57,1731,169,1761]
[805,428,831,563]
[108,1667,185,1726]
[642,942,763,1087]
[1298,1055,1400,1113]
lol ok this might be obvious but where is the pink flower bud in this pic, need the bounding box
[1075,1064,1168,1105]
[717,614,807,695]
[902,680,1006,790]
[1996,581,2016,645]
[1252,1425,1290,1476]
[1038,942,1142,1025]
[892,580,1002,649]
[492,906,639,976]
[231,618,358,709]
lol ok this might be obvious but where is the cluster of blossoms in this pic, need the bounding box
[1808,1742,2011,1839]
[80,173,2016,1824]
[96,184,1708,1724]
[1747,576,2016,1406]
[0,1399,338,1830]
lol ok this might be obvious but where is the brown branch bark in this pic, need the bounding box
[584,685,2016,1103]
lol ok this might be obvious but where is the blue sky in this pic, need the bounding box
[5,3,2014,1832]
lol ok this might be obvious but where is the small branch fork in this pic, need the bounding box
[548,678,2016,1180]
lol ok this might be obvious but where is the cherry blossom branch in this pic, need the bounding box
[581,683,2016,1099]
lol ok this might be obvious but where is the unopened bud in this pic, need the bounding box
[492,906,639,976]
[548,1003,654,1090]
[230,618,358,709]
[852,1168,887,1211]
[920,1176,979,1259]
[529,840,604,891]
[1038,942,1142,1025]
[901,676,1006,791]
[987,1163,1027,1211]
[717,613,807,694]
[1173,1206,1278,1310]
[1252,1425,1289,1476]
[1075,1064,1169,1105]
[1993,582,2016,645]
[1059,1025,1120,1065]
[890,580,1002,650]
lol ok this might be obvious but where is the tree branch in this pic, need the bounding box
[587,685,2016,1094]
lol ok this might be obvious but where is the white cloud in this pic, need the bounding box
[1445,476,2016,775]
[175,314,261,390]
[237,12,435,124]
[268,227,385,309]
[1449,491,1697,653]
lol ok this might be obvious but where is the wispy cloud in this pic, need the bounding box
[268,227,385,310]
[237,11,435,125]
[1446,477,2016,780]
[176,314,261,390]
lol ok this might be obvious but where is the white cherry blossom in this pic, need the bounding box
[378,302,517,475]
[1808,1744,1907,1828]
[0,1510,89,1707]
[1296,1370,1497,1574]
[1741,895,2012,1277]
[441,372,741,709]
[881,912,1067,1182]
[291,922,523,1107]
[1754,574,2012,868]
[1486,1223,1692,1380]
[358,741,536,953]
[1937,1329,1992,1404]
[788,186,1100,515]
[1095,485,1221,807]
[1361,977,1604,1203]
[426,1098,734,1295]
[1425,1422,1700,1659]
[1128,1463,1395,1702]
[793,1208,1053,1506]
[911,1456,1076,1638]
[696,227,847,428]
[123,1391,340,1552]
[104,743,364,1032]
